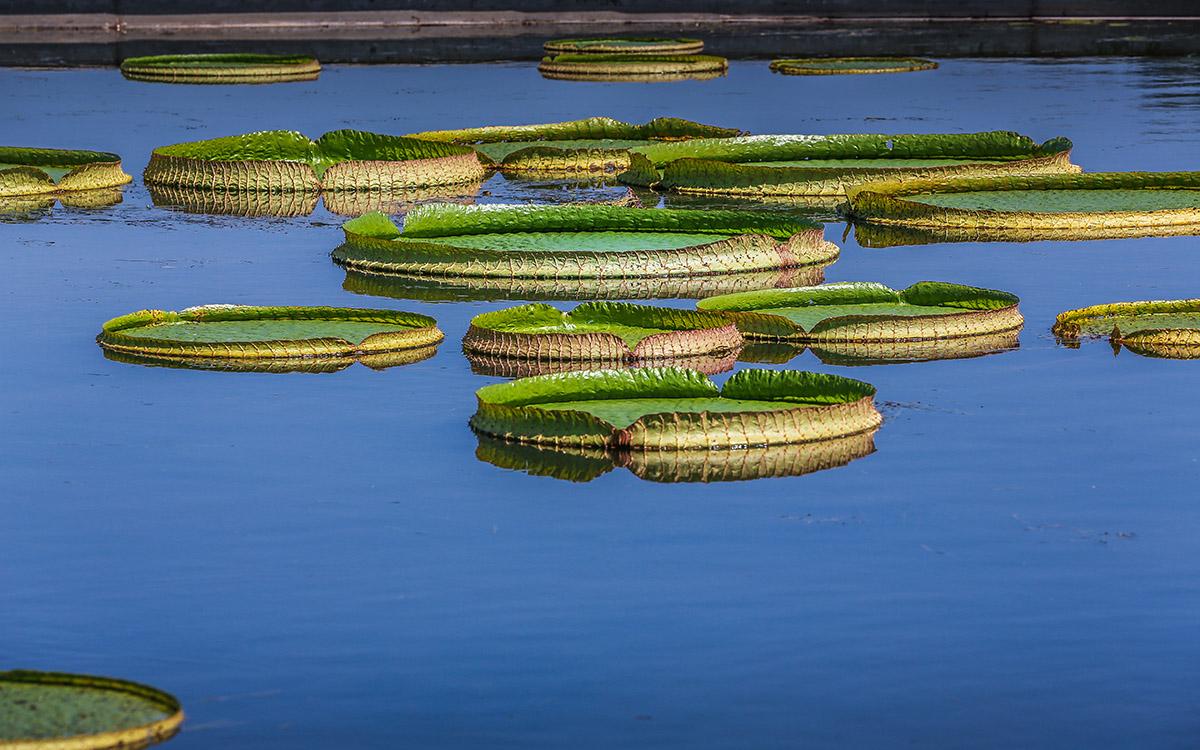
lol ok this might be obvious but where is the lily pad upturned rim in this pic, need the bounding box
[142,129,485,193]
[405,116,745,173]
[769,57,938,75]
[618,132,1078,196]
[0,146,132,197]
[97,304,444,363]
[0,669,183,749]
[470,367,881,451]
[846,171,1200,229]
[120,53,321,82]
[538,54,729,81]
[463,301,743,362]
[334,204,839,280]
[1052,299,1200,358]
[697,280,1023,342]
[543,37,705,55]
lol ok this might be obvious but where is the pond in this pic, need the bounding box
[2,59,1199,748]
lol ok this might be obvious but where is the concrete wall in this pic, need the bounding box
[3,0,1200,16]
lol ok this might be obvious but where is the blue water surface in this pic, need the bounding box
[2,59,1199,748]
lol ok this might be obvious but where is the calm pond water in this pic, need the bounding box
[2,60,1199,748]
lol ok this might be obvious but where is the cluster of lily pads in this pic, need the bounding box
[8,41,1200,745]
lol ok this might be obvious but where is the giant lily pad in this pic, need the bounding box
[538,54,728,82]
[333,204,838,281]
[1052,299,1200,359]
[770,57,937,75]
[848,172,1200,241]
[470,367,881,450]
[406,117,743,174]
[143,130,486,194]
[698,281,1023,346]
[0,146,132,198]
[463,301,742,376]
[0,669,182,749]
[97,305,443,372]
[543,38,704,55]
[618,132,1078,199]
[475,429,876,483]
[120,53,321,84]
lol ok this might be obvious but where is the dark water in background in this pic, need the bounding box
[2,60,1199,748]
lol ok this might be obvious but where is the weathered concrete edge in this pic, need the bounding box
[4,10,1199,32]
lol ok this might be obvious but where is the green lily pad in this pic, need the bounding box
[0,146,132,198]
[463,301,742,376]
[538,54,728,82]
[407,117,743,173]
[143,130,485,193]
[0,669,182,749]
[848,172,1200,240]
[1053,299,1200,359]
[97,305,443,371]
[698,281,1023,345]
[146,182,481,218]
[770,57,937,75]
[120,53,321,84]
[618,132,1079,197]
[543,38,705,55]
[333,204,838,281]
[470,367,881,450]
[476,428,875,483]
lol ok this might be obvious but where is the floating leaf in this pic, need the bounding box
[120,53,321,84]
[143,130,485,193]
[0,669,183,749]
[470,367,881,450]
[334,204,839,281]
[770,57,937,75]
[0,146,131,198]
[1053,299,1200,359]
[848,171,1200,240]
[97,305,443,372]
[543,38,705,55]
[538,54,728,82]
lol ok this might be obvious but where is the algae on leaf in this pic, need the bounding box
[120,53,321,84]
[1053,299,1200,359]
[470,367,881,451]
[0,669,183,749]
